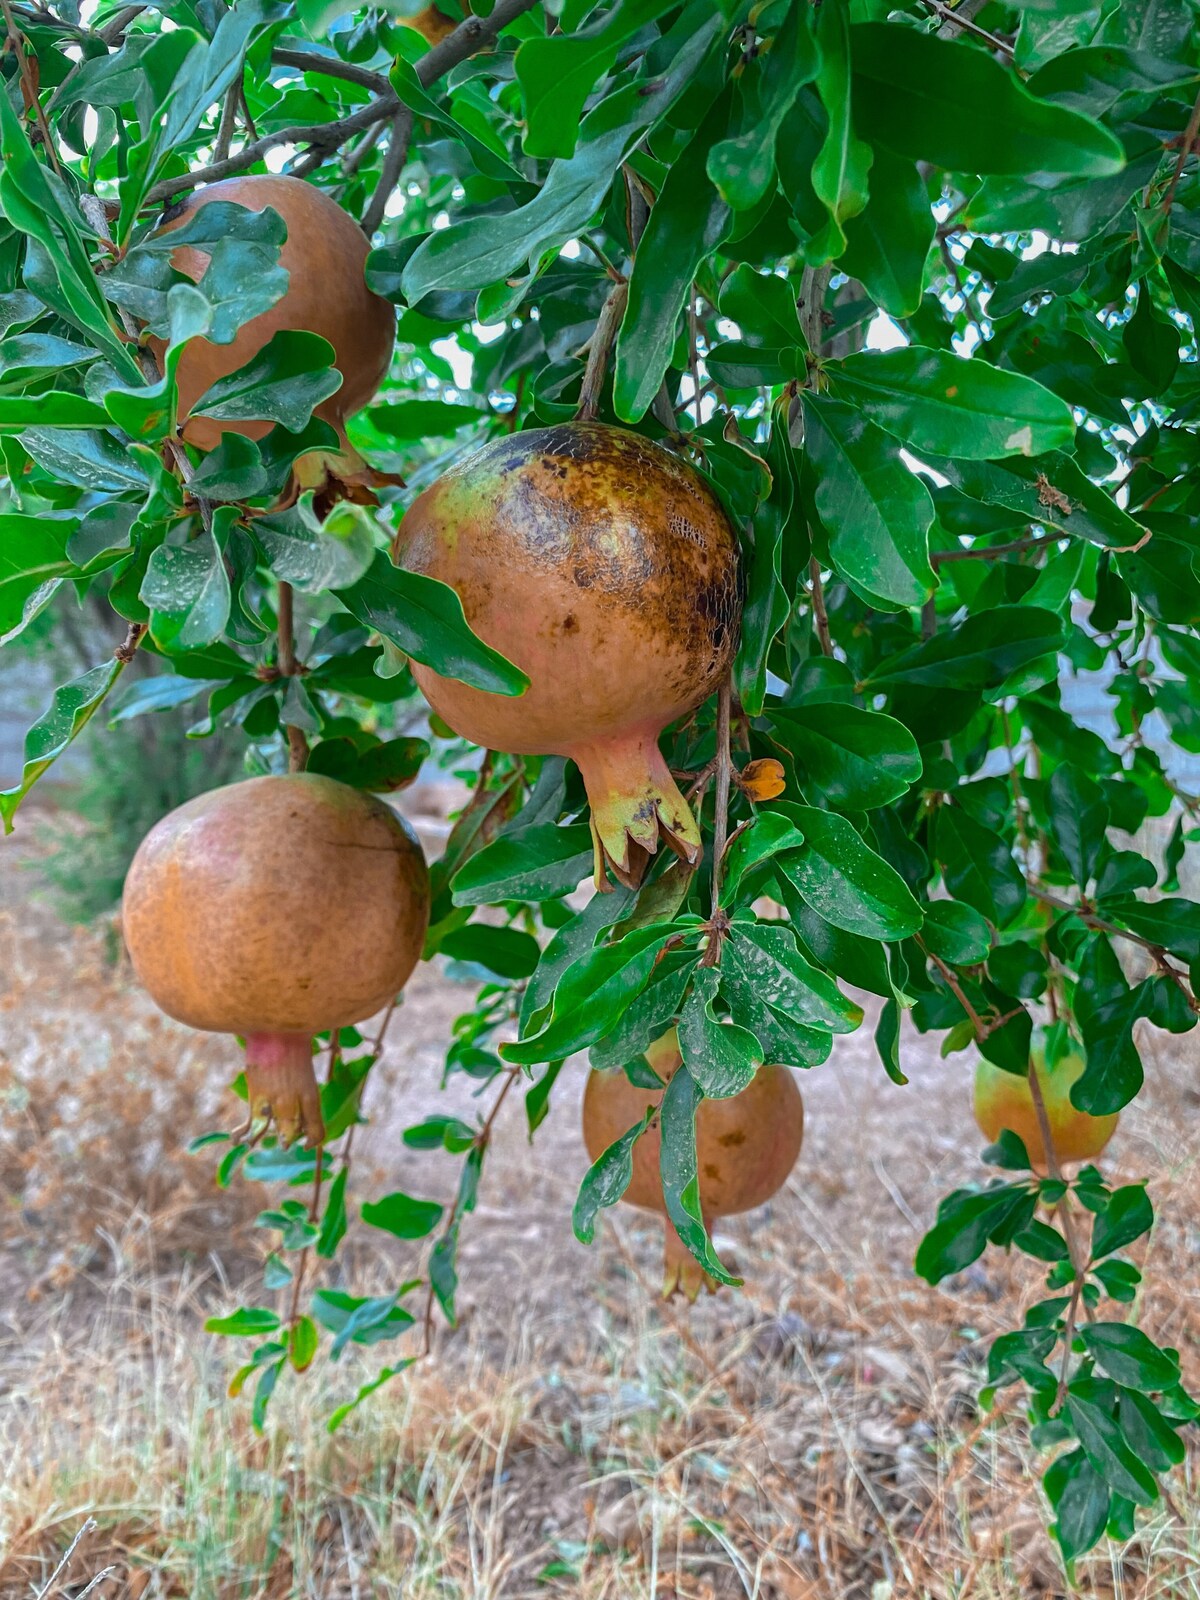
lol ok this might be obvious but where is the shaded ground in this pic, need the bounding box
[0,803,1198,1599]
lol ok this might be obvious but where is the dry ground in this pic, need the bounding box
[0,803,1198,1600]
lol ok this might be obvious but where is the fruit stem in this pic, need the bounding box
[244,1031,325,1146]
[575,279,628,423]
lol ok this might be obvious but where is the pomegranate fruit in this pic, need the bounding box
[402,3,456,42]
[149,174,396,505]
[122,774,430,1145]
[974,1042,1117,1171]
[395,422,741,888]
[582,1029,803,1297]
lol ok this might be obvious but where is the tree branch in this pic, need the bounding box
[574,280,628,422]
[147,0,541,204]
[931,532,1054,566]
[1159,84,1200,219]
[360,107,413,235]
[271,45,391,94]
[809,557,834,657]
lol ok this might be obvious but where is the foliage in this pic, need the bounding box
[0,0,1198,1571]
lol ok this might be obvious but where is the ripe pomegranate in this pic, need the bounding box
[122,774,429,1145]
[973,1042,1117,1171]
[395,422,741,888]
[582,1029,803,1297]
[149,174,397,505]
[401,3,456,42]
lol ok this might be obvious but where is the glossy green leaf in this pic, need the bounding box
[1,659,123,833]
[659,1064,740,1287]
[851,23,1127,178]
[361,1191,444,1240]
[867,607,1064,691]
[840,148,933,319]
[706,0,817,212]
[829,348,1075,461]
[769,703,921,811]
[921,899,993,965]
[724,922,863,1034]
[803,394,936,609]
[777,805,923,940]
[451,823,593,906]
[336,553,528,697]
[191,331,341,433]
[677,967,761,1098]
[1081,1324,1181,1393]
[573,1101,655,1243]
[934,805,1027,928]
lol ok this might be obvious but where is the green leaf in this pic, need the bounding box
[327,1362,416,1432]
[677,967,761,1098]
[840,148,933,320]
[526,1058,564,1138]
[141,517,235,652]
[572,1101,655,1243]
[850,23,1127,178]
[316,1167,349,1260]
[191,331,341,433]
[769,703,921,811]
[501,925,675,1065]
[361,1191,444,1240]
[807,0,872,261]
[289,1315,319,1373]
[337,552,527,698]
[0,515,79,646]
[388,54,525,183]
[614,90,732,423]
[829,348,1075,461]
[659,1064,740,1287]
[1080,1324,1181,1393]
[867,606,1064,691]
[311,1289,415,1357]
[1074,940,1145,1115]
[1047,1450,1110,1564]
[1117,1387,1186,1472]
[20,428,150,493]
[439,924,541,979]
[934,805,1026,928]
[1,659,123,833]
[1092,1185,1154,1258]
[777,805,923,940]
[720,812,805,902]
[451,823,593,906]
[367,399,489,440]
[205,1306,282,1337]
[1066,1380,1158,1505]
[706,0,817,212]
[515,0,677,160]
[803,394,936,609]
[402,17,722,301]
[725,923,862,1034]
[914,1183,1037,1283]
[255,504,376,594]
[921,900,993,965]
[1048,763,1109,888]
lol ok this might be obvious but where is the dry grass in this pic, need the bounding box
[1,817,1198,1599]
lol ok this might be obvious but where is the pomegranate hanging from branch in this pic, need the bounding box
[394,421,742,888]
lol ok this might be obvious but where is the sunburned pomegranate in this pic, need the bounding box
[582,1029,804,1297]
[395,422,741,888]
[122,774,429,1145]
[149,174,397,507]
[974,1041,1117,1172]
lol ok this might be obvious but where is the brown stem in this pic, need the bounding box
[113,620,147,664]
[1031,884,1198,1011]
[276,580,309,772]
[1,0,64,175]
[686,289,703,425]
[212,82,239,164]
[919,0,1012,54]
[145,0,542,203]
[809,557,834,657]
[574,279,628,422]
[931,532,1052,565]
[360,106,413,234]
[272,46,391,93]
[920,939,990,1037]
[710,678,732,917]
[419,1065,521,1356]
[1159,85,1200,218]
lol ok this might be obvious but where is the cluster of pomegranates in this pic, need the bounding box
[123,175,1115,1298]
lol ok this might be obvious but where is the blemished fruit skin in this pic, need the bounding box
[973,1045,1118,1170]
[582,1030,803,1297]
[149,174,395,453]
[395,422,742,888]
[122,774,430,1143]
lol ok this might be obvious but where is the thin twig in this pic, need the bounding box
[809,557,834,657]
[113,620,147,664]
[272,44,390,94]
[360,106,413,235]
[419,1065,521,1356]
[710,677,732,917]
[1,0,64,174]
[276,580,309,772]
[1031,884,1198,1010]
[1159,84,1200,218]
[574,280,628,422]
[213,82,240,164]
[146,0,541,203]
[931,532,1054,565]
[918,0,1013,57]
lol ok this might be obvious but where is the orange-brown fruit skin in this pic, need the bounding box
[395,423,741,887]
[582,1031,803,1297]
[122,775,429,1141]
[402,3,457,42]
[974,1047,1117,1171]
[148,174,395,452]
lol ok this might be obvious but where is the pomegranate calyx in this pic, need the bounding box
[572,730,702,892]
[244,1031,325,1147]
[662,1220,720,1302]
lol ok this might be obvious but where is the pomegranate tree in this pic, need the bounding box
[395,422,741,888]
[122,774,430,1144]
[582,1030,804,1298]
